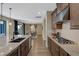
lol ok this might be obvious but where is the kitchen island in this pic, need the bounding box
[0,35,31,56]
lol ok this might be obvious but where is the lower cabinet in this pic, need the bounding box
[60,47,70,56]
[60,47,68,56]
[48,38,59,56]
[20,38,30,56]
[20,41,27,56]
[48,37,70,56]
[8,37,31,56]
[7,47,20,56]
[48,37,51,53]
[51,40,60,56]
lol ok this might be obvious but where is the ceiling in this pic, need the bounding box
[0,3,56,24]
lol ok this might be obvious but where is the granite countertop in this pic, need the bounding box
[48,35,79,56]
[0,35,31,56]
[61,44,79,56]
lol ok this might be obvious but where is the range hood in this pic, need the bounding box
[53,6,69,23]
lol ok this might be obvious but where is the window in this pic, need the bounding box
[0,20,6,37]
[18,24,23,35]
[14,20,25,35]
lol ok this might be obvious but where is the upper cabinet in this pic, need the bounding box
[56,3,69,14]
[70,3,79,29]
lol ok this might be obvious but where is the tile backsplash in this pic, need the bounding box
[61,21,79,43]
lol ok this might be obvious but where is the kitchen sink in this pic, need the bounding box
[10,38,25,43]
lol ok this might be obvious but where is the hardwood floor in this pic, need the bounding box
[28,35,51,56]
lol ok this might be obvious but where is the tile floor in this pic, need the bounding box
[28,35,51,56]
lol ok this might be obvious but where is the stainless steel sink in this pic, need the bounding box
[10,38,25,43]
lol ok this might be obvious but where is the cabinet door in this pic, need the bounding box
[57,3,68,13]
[48,37,54,55]
[48,38,60,56]
[20,42,26,56]
[48,37,51,52]
[60,47,70,56]
[7,48,18,56]
[70,3,79,29]
[50,40,55,56]
[20,38,30,56]
[51,40,60,56]
[25,38,30,55]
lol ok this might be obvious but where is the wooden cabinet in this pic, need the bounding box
[20,41,26,56]
[48,37,53,55]
[7,47,19,56]
[48,37,70,56]
[51,40,60,56]
[25,38,30,55]
[60,47,69,56]
[57,3,68,13]
[48,37,60,56]
[70,3,79,29]
[20,38,30,56]
[7,37,31,56]
[48,37,51,52]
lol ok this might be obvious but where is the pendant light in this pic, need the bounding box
[9,8,12,26]
[0,3,3,24]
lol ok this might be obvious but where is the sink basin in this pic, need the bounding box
[10,38,25,43]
